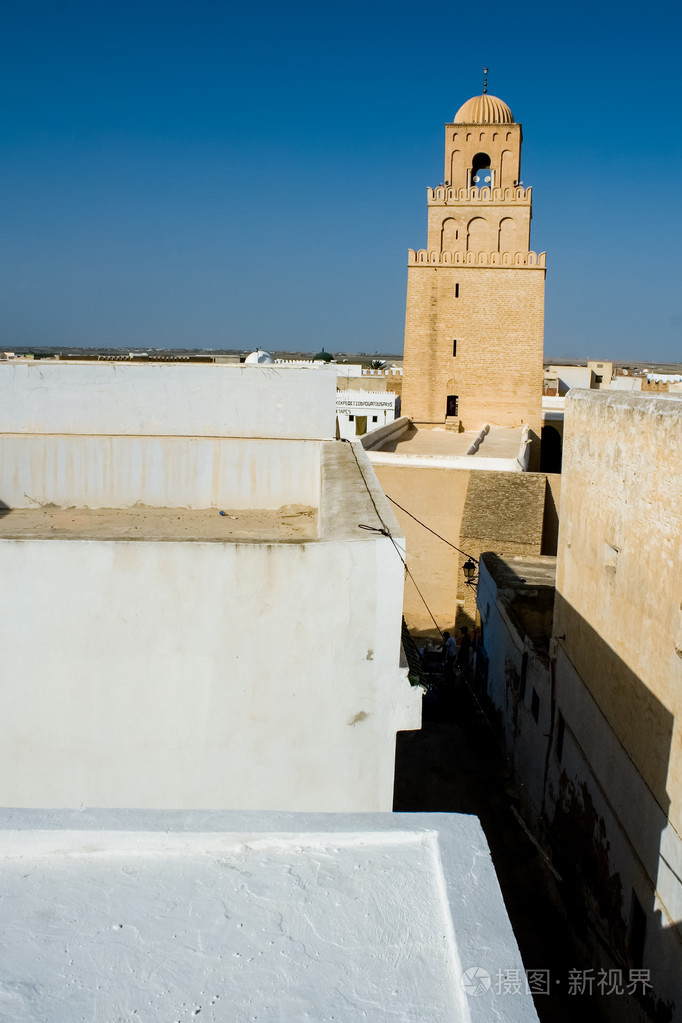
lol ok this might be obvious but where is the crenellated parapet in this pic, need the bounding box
[407,249,546,268]
[427,186,531,204]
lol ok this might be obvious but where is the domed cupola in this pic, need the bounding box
[454,93,514,125]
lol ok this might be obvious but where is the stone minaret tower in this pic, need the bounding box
[401,86,545,439]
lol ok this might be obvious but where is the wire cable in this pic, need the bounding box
[385,494,479,563]
[343,440,444,637]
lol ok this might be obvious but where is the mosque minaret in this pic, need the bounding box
[401,77,545,448]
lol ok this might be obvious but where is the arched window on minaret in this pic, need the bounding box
[498,217,515,253]
[467,217,489,252]
[441,218,459,251]
[471,152,492,189]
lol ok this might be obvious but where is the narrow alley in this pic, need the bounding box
[394,685,609,1023]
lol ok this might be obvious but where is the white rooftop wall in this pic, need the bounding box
[0,435,321,510]
[0,362,336,439]
[0,362,333,510]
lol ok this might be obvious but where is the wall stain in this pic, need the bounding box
[348,711,369,727]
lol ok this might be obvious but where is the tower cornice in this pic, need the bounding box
[407,248,546,268]
[427,186,532,206]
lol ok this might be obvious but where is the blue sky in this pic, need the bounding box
[1,0,680,361]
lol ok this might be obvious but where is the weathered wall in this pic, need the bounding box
[552,391,682,1018]
[556,391,682,830]
[459,472,547,625]
[477,555,555,821]
[0,532,419,812]
[0,362,337,440]
[0,436,322,510]
[477,545,682,1020]
[373,464,471,637]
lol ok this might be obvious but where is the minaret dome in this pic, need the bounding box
[453,93,514,124]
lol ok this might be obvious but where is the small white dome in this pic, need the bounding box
[244,349,275,365]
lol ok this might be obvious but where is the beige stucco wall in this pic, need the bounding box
[373,464,471,638]
[555,391,682,831]
[373,464,549,639]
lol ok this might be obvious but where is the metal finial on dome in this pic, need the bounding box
[483,67,488,94]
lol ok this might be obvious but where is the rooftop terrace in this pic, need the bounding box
[0,504,318,542]
[379,423,523,456]
[366,422,528,471]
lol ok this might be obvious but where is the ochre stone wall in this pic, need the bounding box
[337,375,402,397]
[458,472,547,625]
[444,122,522,191]
[402,263,544,433]
[374,464,471,639]
[374,464,550,638]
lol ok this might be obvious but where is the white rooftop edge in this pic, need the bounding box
[0,809,539,1022]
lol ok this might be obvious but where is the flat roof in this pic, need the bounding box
[481,554,557,657]
[0,505,318,542]
[0,442,401,545]
[372,424,523,459]
[481,553,557,590]
[0,809,538,1023]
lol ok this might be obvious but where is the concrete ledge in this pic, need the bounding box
[360,415,411,451]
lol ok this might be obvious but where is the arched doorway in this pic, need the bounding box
[541,425,562,473]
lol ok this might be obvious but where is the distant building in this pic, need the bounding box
[336,389,399,439]
[244,348,275,364]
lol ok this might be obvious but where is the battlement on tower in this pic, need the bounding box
[407,249,546,268]
[427,186,531,204]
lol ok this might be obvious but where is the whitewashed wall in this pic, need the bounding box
[0,362,337,439]
[0,435,321,510]
[336,390,398,441]
[0,530,419,811]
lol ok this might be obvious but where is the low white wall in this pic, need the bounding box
[0,436,321,510]
[367,451,521,472]
[547,365,593,393]
[0,362,337,440]
[0,533,420,812]
[361,415,410,452]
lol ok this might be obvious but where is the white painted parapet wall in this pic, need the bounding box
[0,362,335,510]
[0,808,540,1023]
[0,361,337,439]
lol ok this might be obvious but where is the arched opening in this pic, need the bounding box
[466,216,488,252]
[441,218,458,250]
[498,217,515,253]
[450,149,463,188]
[500,149,514,189]
[541,425,562,474]
[471,152,492,189]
